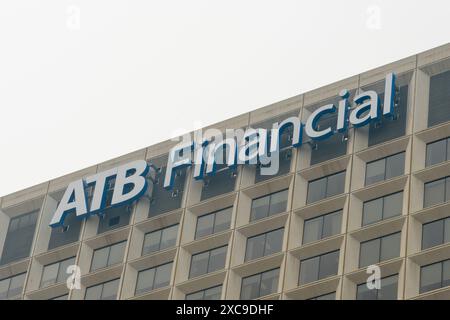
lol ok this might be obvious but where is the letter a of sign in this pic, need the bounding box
[50,179,88,227]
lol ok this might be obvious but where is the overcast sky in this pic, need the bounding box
[0,0,449,197]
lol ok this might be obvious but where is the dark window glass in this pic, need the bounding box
[91,241,126,271]
[420,261,446,294]
[189,246,227,279]
[299,250,340,285]
[428,70,450,127]
[424,177,448,208]
[245,228,284,261]
[250,190,288,222]
[362,192,403,226]
[359,232,401,268]
[135,262,173,295]
[200,147,237,201]
[307,171,346,204]
[48,210,82,250]
[303,210,342,244]
[41,257,76,288]
[422,217,450,250]
[185,285,222,300]
[309,292,336,300]
[195,207,232,239]
[85,279,120,300]
[0,273,26,300]
[240,268,279,299]
[426,138,449,167]
[142,224,178,256]
[356,274,398,300]
[368,85,408,146]
[1,210,39,265]
[149,161,187,217]
[365,153,405,186]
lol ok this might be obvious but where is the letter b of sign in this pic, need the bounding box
[66,265,81,290]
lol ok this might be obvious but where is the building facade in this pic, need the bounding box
[1,43,450,300]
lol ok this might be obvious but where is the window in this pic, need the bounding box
[96,179,132,235]
[142,225,178,256]
[362,192,403,226]
[299,250,340,285]
[91,241,126,272]
[254,111,298,183]
[420,259,450,294]
[424,176,450,208]
[307,171,346,204]
[250,189,288,221]
[0,210,39,266]
[302,210,342,244]
[195,207,232,239]
[135,262,173,295]
[368,85,408,146]
[148,155,187,217]
[426,137,450,167]
[185,285,222,300]
[422,217,450,250]
[428,70,450,128]
[189,246,227,278]
[359,232,401,268]
[245,228,284,261]
[0,273,26,300]
[240,268,279,299]
[48,211,83,250]
[51,294,68,300]
[200,147,238,201]
[309,292,336,300]
[85,278,120,300]
[309,95,352,165]
[41,257,76,288]
[356,274,398,300]
[365,153,405,186]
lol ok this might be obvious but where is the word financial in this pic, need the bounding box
[50,73,397,227]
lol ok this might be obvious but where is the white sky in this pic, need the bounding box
[0,0,449,197]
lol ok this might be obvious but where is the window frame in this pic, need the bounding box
[142,224,179,256]
[365,152,405,186]
[359,232,401,268]
[302,210,343,244]
[362,191,403,226]
[90,240,127,272]
[195,207,233,240]
[244,227,284,262]
[135,261,174,295]
[189,245,228,279]
[306,171,346,204]
[40,256,76,288]
[298,250,340,285]
[240,268,280,300]
[250,189,289,221]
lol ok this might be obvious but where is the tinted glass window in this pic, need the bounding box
[142,224,178,256]
[424,178,447,207]
[135,262,173,295]
[186,285,222,300]
[85,279,119,300]
[189,246,227,279]
[91,241,126,271]
[1,210,39,265]
[357,274,398,300]
[245,228,284,261]
[303,210,342,244]
[307,172,346,204]
[250,190,288,222]
[195,207,232,239]
[426,138,449,167]
[299,251,340,285]
[240,268,279,299]
[362,192,403,226]
[365,153,405,186]
[359,233,401,268]
[428,70,450,127]
[422,217,450,250]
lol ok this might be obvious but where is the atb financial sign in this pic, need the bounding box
[50,73,398,228]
